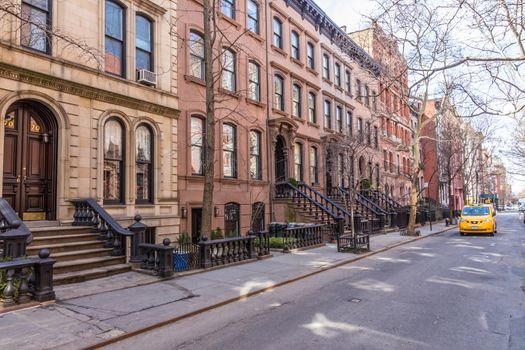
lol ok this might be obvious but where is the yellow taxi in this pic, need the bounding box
[459,204,497,236]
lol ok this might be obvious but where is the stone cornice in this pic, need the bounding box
[0,62,180,119]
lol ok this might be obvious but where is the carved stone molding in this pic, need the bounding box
[0,62,180,119]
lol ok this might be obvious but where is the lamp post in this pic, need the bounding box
[424,182,432,231]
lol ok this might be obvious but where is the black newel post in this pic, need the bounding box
[199,239,212,269]
[128,214,147,264]
[0,221,30,259]
[157,238,174,278]
[32,249,56,302]
[354,213,362,234]
[335,215,344,237]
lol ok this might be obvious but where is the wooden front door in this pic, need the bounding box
[3,102,57,220]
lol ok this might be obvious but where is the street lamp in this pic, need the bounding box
[424,182,432,231]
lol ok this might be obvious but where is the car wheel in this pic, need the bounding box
[490,231,495,237]
[460,231,464,236]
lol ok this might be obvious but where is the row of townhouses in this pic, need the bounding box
[0,0,412,282]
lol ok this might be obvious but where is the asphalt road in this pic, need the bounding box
[106,212,525,350]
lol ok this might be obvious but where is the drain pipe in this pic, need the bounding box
[264,0,274,222]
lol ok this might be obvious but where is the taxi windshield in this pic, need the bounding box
[462,207,490,216]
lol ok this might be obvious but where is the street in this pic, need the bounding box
[106,212,525,350]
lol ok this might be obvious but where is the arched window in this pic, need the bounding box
[273,17,283,49]
[189,31,205,79]
[324,100,332,129]
[310,146,318,184]
[292,84,302,118]
[358,156,365,177]
[274,75,284,111]
[308,92,317,123]
[136,124,153,203]
[104,119,125,203]
[105,0,125,76]
[375,164,380,188]
[248,61,261,102]
[247,0,259,34]
[336,106,343,133]
[224,202,240,237]
[136,15,153,71]
[291,30,300,59]
[191,116,205,175]
[222,48,236,91]
[335,63,341,86]
[251,202,265,232]
[385,184,390,197]
[294,142,303,181]
[249,130,262,180]
[223,124,237,178]
[307,42,315,69]
[322,54,330,80]
[338,153,345,187]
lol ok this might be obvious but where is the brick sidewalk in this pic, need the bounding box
[0,221,455,350]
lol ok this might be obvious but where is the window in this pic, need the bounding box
[191,116,205,175]
[336,106,343,133]
[274,75,284,111]
[251,202,265,232]
[249,130,262,180]
[247,0,259,34]
[248,61,261,101]
[368,162,373,182]
[372,91,377,111]
[21,0,50,53]
[397,154,400,174]
[345,70,352,93]
[322,54,330,79]
[383,150,387,171]
[308,92,317,123]
[365,85,370,106]
[389,152,393,173]
[136,15,153,71]
[104,119,124,203]
[105,1,125,76]
[273,17,283,49]
[324,100,332,129]
[294,142,303,181]
[136,125,153,203]
[310,146,318,184]
[307,42,315,69]
[356,79,362,101]
[189,31,205,79]
[224,203,240,237]
[357,117,363,142]
[347,111,353,137]
[374,126,378,148]
[291,31,300,60]
[366,122,371,145]
[221,0,235,19]
[292,84,302,118]
[221,48,236,91]
[223,124,237,178]
[335,63,341,87]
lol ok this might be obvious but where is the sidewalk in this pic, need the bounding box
[0,221,454,350]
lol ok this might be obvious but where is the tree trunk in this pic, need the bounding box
[201,0,215,237]
[407,120,421,236]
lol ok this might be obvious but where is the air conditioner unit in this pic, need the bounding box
[137,69,157,86]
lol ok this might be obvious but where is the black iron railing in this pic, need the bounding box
[282,224,324,251]
[251,230,271,257]
[71,199,136,258]
[0,199,33,258]
[173,241,201,272]
[0,248,56,307]
[331,187,387,231]
[198,235,257,268]
[139,238,174,278]
[275,182,346,236]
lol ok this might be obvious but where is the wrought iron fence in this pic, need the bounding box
[173,242,201,272]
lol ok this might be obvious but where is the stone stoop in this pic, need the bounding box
[27,226,131,285]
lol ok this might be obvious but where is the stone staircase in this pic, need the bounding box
[27,225,131,285]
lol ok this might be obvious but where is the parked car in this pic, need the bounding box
[459,204,497,236]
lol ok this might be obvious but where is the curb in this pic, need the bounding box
[83,225,457,350]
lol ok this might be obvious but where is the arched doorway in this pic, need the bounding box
[3,101,58,220]
[275,136,287,182]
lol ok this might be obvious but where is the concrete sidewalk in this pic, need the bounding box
[0,221,455,350]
